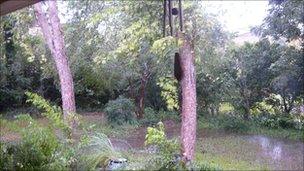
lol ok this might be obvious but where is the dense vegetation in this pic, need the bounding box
[0,0,303,170]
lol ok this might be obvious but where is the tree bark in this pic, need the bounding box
[136,66,150,119]
[179,33,197,162]
[34,1,76,125]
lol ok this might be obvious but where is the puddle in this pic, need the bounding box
[111,121,304,170]
[246,135,304,170]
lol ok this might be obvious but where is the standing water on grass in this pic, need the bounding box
[114,122,304,170]
[246,135,304,170]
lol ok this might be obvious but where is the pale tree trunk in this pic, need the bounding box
[34,1,76,129]
[179,33,197,162]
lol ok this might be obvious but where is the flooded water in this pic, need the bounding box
[246,135,304,170]
[111,120,304,170]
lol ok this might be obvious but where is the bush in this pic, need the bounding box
[0,93,80,170]
[0,119,70,170]
[255,114,296,129]
[159,109,180,121]
[0,142,14,170]
[221,116,250,133]
[145,122,180,170]
[104,96,137,126]
[201,115,250,133]
[140,107,160,125]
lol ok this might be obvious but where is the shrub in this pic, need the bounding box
[277,116,294,129]
[221,116,250,133]
[0,93,80,170]
[103,96,137,126]
[0,142,14,170]
[0,118,70,170]
[293,117,304,130]
[159,109,180,121]
[255,114,296,129]
[145,122,180,170]
[25,92,72,136]
[140,107,160,125]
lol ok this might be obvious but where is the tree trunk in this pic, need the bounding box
[209,104,215,116]
[137,68,150,119]
[128,78,136,100]
[179,33,197,162]
[34,1,76,128]
[240,85,250,120]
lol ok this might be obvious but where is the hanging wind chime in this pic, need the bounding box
[163,0,184,82]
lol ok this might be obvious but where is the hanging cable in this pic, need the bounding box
[178,0,183,32]
[163,0,167,37]
[168,0,173,36]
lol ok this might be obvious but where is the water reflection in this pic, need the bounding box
[251,135,282,161]
[247,135,304,170]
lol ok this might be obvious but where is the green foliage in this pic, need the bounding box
[199,115,250,133]
[157,77,179,111]
[21,123,58,158]
[76,133,120,170]
[158,109,180,122]
[255,114,296,129]
[0,142,14,170]
[219,103,234,114]
[103,96,137,126]
[220,116,250,133]
[1,94,121,170]
[151,36,178,57]
[255,0,304,43]
[25,91,72,136]
[145,122,180,169]
[140,107,159,125]
[251,101,277,116]
[0,94,84,170]
[0,116,72,170]
[16,123,60,170]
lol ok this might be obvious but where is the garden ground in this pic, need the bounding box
[1,112,303,170]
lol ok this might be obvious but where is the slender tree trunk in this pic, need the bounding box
[240,85,250,120]
[179,33,197,162]
[210,104,215,116]
[137,69,150,119]
[128,78,136,100]
[34,1,76,128]
[137,79,146,119]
